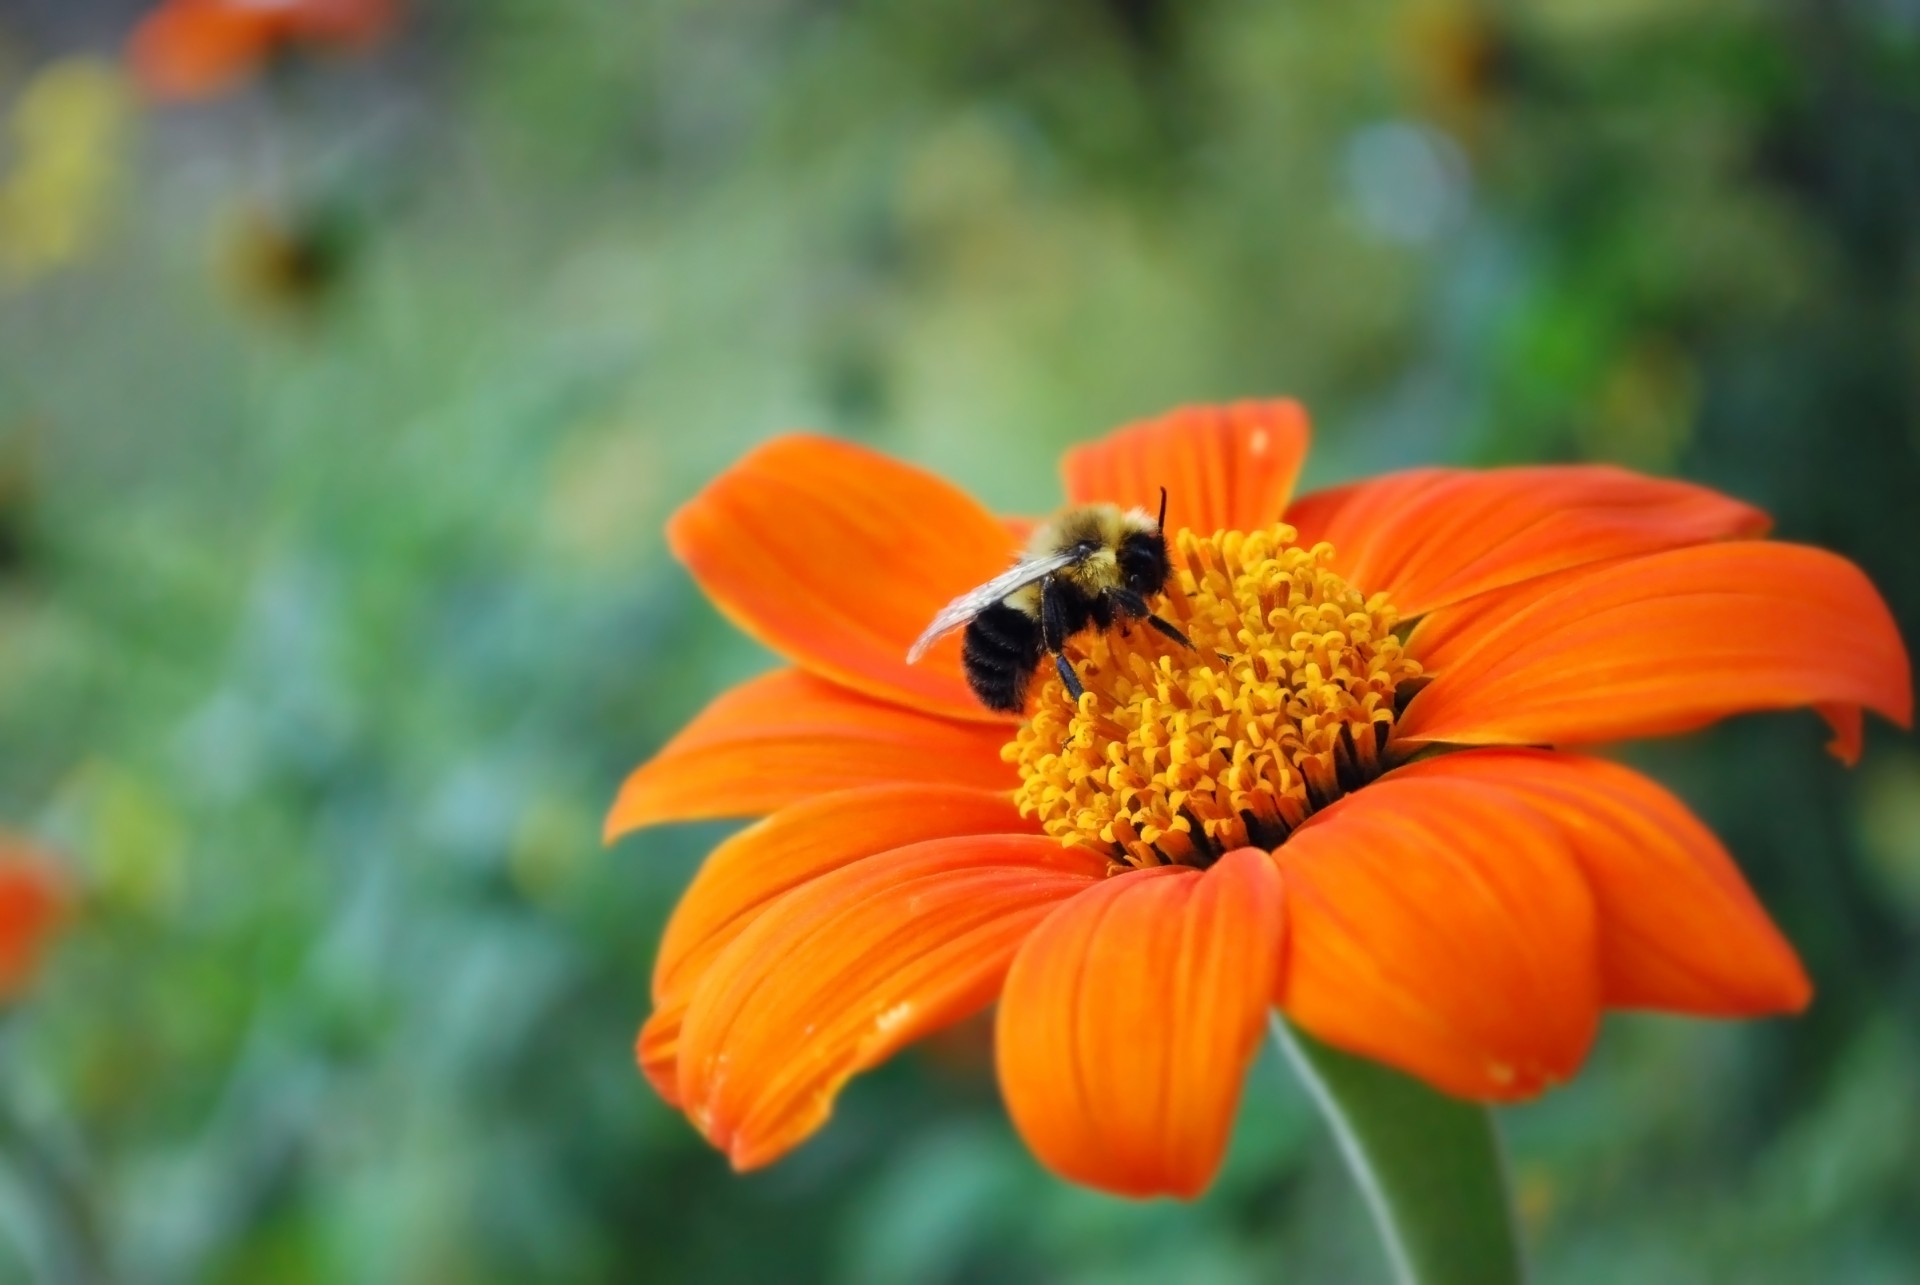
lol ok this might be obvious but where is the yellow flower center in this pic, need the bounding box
[1006,524,1423,871]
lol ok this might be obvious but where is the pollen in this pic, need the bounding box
[1005,525,1423,871]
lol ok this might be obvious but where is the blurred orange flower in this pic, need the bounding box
[128,0,399,101]
[0,844,66,1003]
[611,401,1911,1198]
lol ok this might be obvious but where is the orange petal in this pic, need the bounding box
[129,0,277,100]
[1398,542,1913,757]
[639,784,1035,1105]
[606,669,1014,838]
[1060,401,1312,538]
[636,1009,683,1106]
[668,434,1020,723]
[1385,751,1810,1015]
[674,835,1105,1169]
[1390,557,1618,670]
[0,853,65,1003]
[995,848,1285,1199]
[1818,702,1864,765]
[1284,465,1770,617]
[1275,775,1599,1100]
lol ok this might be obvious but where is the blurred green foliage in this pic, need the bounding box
[0,0,1916,1281]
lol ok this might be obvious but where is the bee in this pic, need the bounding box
[907,488,1195,712]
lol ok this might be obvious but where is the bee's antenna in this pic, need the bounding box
[1156,485,1168,532]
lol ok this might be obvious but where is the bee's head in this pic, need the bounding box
[1115,526,1171,596]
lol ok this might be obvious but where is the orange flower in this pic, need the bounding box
[611,402,1911,1198]
[128,0,399,102]
[0,844,65,1003]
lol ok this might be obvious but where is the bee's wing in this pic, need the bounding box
[905,548,1082,663]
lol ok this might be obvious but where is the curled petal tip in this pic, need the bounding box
[1399,542,1912,756]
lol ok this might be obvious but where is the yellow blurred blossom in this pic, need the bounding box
[0,58,131,286]
[54,759,186,914]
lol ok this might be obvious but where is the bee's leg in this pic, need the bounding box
[1144,614,1197,650]
[1040,576,1070,653]
[1110,588,1196,651]
[1041,576,1086,702]
[1053,652,1085,702]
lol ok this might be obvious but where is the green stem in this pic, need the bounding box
[1272,1017,1524,1285]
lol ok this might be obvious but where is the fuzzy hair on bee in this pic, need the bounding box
[907,488,1195,713]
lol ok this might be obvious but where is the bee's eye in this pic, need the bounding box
[1117,539,1166,594]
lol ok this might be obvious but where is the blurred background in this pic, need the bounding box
[0,0,1917,1281]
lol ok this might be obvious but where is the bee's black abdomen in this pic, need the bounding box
[963,603,1044,713]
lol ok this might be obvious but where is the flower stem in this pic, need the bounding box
[1272,1017,1524,1285]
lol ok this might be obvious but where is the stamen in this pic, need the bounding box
[1005,525,1423,870]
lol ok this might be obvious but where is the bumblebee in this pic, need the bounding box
[907,489,1194,712]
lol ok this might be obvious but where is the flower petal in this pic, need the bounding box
[639,785,1035,1104]
[1275,775,1599,1100]
[1002,515,1041,545]
[1060,401,1312,538]
[606,669,1014,838]
[1385,750,1810,1015]
[635,1012,684,1107]
[668,434,1020,722]
[674,835,1105,1169]
[1397,542,1913,760]
[1284,466,1770,617]
[995,847,1285,1199]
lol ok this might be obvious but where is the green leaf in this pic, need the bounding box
[1273,1017,1524,1285]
